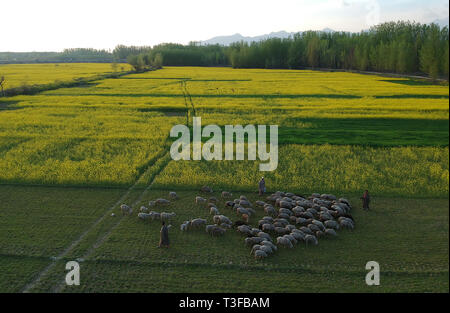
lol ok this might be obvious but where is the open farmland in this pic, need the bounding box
[0,63,132,90]
[0,65,448,293]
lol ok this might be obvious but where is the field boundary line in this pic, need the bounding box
[51,150,172,293]
[20,147,171,293]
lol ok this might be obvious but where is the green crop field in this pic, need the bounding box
[0,65,448,293]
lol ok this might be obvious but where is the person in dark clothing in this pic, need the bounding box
[258,177,266,195]
[159,221,170,248]
[360,190,370,210]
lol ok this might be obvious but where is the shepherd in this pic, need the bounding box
[360,190,370,211]
[159,221,170,248]
[259,177,266,196]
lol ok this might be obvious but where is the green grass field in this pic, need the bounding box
[0,65,448,292]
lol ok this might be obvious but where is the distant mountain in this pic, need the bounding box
[200,29,334,46]
[432,16,449,28]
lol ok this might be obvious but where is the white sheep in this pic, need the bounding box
[138,212,151,220]
[195,196,207,205]
[156,198,170,206]
[160,212,176,222]
[276,236,293,248]
[221,191,232,198]
[169,192,178,200]
[254,250,268,259]
[210,206,220,215]
[190,218,207,229]
[305,234,318,246]
[120,204,133,216]
[140,206,149,213]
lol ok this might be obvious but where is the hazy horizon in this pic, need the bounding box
[2,0,448,52]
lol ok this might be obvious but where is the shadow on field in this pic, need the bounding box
[380,79,445,86]
[0,100,21,111]
[375,94,449,99]
[279,117,449,146]
[47,93,363,99]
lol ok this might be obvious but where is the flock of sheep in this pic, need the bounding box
[119,187,355,260]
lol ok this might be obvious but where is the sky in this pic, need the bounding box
[1,0,448,52]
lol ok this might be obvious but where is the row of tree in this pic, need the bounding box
[0,48,114,63]
[119,21,448,79]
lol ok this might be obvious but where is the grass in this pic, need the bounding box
[0,65,448,293]
[0,187,447,292]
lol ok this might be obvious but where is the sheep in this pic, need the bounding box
[321,194,337,201]
[292,206,305,216]
[262,223,275,232]
[160,212,176,222]
[258,232,272,241]
[225,201,235,209]
[279,208,292,216]
[300,226,314,236]
[155,198,170,206]
[338,198,351,208]
[169,192,178,200]
[189,218,207,229]
[278,213,290,220]
[221,191,232,198]
[296,217,308,226]
[324,220,340,230]
[259,244,273,255]
[180,221,190,231]
[254,250,268,259]
[279,200,293,209]
[255,200,266,208]
[241,214,250,223]
[316,230,325,238]
[236,207,250,216]
[274,227,289,235]
[290,231,305,242]
[207,225,226,236]
[305,234,318,246]
[276,236,293,249]
[140,206,149,213]
[244,236,264,246]
[120,204,133,215]
[111,213,115,217]
[210,207,220,215]
[250,228,261,236]
[237,225,252,235]
[325,228,338,237]
[339,218,354,230]
[261,240,277,252]
[289,215,297,224]
[213,215,232,225]
[283,234,297,245]
[220,222,232,229]
[285,224,296,232]
[148,200,156,207]
[308,223,320,233]
[138,212,151,220]
[239,195,249,201]
[319,212,334,221]
[247,208,256,216]
[209,197,218,203]
[262,216,274,223]
[239,199,252,207]
[195,196,207,205]
[207,202,217,208]
[274,218,289,227]
[201,186,213,193]
[312,220,326,232]
[250,244,261,255]
[264,205,277,217]
[149,211,161,220]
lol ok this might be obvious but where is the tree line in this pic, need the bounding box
[120,21,448,79]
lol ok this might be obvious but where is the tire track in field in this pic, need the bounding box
[50,150,172,293]
[21,147,172,293]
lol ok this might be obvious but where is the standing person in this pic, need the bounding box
[159,221,170,248]
[360,190,370,211]
[258,177,266,196]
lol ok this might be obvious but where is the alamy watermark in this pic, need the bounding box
[170,117,279,171]
[65,261,80,286]
[365,261,380,286]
